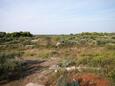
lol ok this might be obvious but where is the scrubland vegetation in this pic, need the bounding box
[0,32,115,86]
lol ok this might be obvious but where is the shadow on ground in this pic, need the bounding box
[0,60,46,85]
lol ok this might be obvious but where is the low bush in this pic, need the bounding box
[76,55,115,67]
[59,57,77,67]
[0,51,23,80]
[105,43,115,50]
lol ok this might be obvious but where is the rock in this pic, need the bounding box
[49,65,59,70]
[54,69,58,72]
[89,80,96,85]
[56,42,61,47]
[66,66,76,71]
[25,82,45,86]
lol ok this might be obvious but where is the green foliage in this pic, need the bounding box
[56,71,68,86]
[76,54,115,84]
[56,71,80,86]
[0,32,6,37]
[76,55,115,67]
[0,51,23,80]
[106,43,115,50]
[67,81,79,86]
[59,57,77,67]
[0,31,33,38]
[0,32,115,85]
[0,31,33,44]
[108,69,115,82]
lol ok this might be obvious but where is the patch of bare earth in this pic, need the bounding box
[0,57,110,86]
[23,58,60,86]
[0,58,60,86]
[69,73,110,86]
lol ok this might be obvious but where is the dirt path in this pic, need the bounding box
[0,57,110,86]
[1,58,60,86]
[22,58,61,86]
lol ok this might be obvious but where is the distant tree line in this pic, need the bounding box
[0,32,33,44]
[0,31,33,38]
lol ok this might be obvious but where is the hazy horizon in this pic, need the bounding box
[0,0,115,34]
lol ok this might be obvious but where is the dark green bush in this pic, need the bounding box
[0,51,23,80]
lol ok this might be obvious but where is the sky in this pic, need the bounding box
[0,0,115,34]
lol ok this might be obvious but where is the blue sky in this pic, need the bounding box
[0,0,115,34]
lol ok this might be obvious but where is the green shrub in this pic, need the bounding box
[77,55,115,68]
[0,51,23,80]
[106,43,115,50]
[56,70,68,86]
[59,57,77,67]
[108,69,115,82]
[56,70,80,86]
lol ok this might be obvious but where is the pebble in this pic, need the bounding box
[25,82,45,86]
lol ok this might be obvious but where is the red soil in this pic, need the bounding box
[70,73,110,86]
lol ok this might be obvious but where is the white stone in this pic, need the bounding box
[49,65,59,70]
[65,66,76,71]
[25,82,44,86]
[56,42,61,47]
[54,69,58,72]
